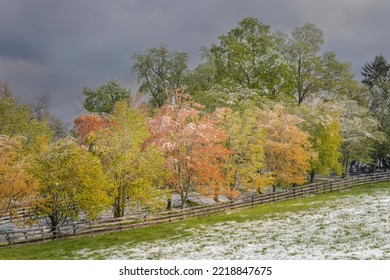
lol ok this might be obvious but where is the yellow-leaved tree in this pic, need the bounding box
[32,138,112,237]
[222,108,273,198]
[85,101,167,217]
[257,106,313,190]
[0,135,39,221]
[295,101,343,182]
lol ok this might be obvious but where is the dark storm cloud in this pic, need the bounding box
[1,0,389,123]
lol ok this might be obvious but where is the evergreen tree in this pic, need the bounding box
[361,55,390,87]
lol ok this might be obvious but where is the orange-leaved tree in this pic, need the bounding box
[257,106,314,190]
[74,114,112,146]
[0,135,39,222]
[147,88,231,208]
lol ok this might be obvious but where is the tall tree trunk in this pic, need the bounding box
[342,152,350,178]
[309,169,316,183]
[113,184,126,218]
[166,197,172,210]
[49,215,59,239]
[213,187,219,202]
[180,193,186,209]
[180,179,191,209]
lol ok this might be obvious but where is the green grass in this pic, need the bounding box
[0,182,389,260]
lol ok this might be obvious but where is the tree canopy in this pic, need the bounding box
[0,94,53,153]
[147,88,230,207]
[257,106,313,187]
[132,44,189,108]
[83,101,167,217]
[362,55,390,87]
[82,80,131,114]
[32,138,112,236]
[0,135,39,221]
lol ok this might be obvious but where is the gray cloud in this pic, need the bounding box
[1,0,389,123]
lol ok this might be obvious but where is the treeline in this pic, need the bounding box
[1,18,389,234]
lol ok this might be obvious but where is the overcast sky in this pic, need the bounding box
[1,0,389,124]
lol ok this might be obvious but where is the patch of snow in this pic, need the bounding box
[74,189,390,260]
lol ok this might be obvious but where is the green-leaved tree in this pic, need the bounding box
[82,79,131,114]
[132,44,188,108]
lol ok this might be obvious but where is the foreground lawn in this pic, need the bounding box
[0,182,389,260]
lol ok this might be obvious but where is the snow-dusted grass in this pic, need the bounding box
[1,183,389,260]
[75,186,390,260]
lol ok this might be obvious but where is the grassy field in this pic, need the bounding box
[0,182,389,260]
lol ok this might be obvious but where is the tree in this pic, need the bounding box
[32,138,111,237]
[28,92,68,140]
[132,44,189,108]
[257,106,313,189]
[222,108,272,197]
[1,89,67,141]
[184,47,218,94]
[147,88,230,207]
[82,79,131,114]
[0,81,14,99]
[287,23,356,105]
[361,55,390,167]
[74,113,112,146]
[286,23,324,104]
[369,77,390,167]
[29,91,51,121]
[210,17,292,96]
[0,135,39,221]
[295,102,343,182]
[361,55,390,87]
[85,101,167,217]
[320,51,357,99]
[0,95,53,153]
[338,100,385,175]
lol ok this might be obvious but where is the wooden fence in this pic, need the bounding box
[1,172,389,246]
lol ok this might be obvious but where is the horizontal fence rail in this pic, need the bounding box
[1,172,389,246]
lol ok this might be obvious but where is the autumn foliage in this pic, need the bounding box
[74,113,112,145]
[0,135,39,219]
[222,109,272,198]
[2,19,389,224]
[257,106,313,187]
[147,88,231,207]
